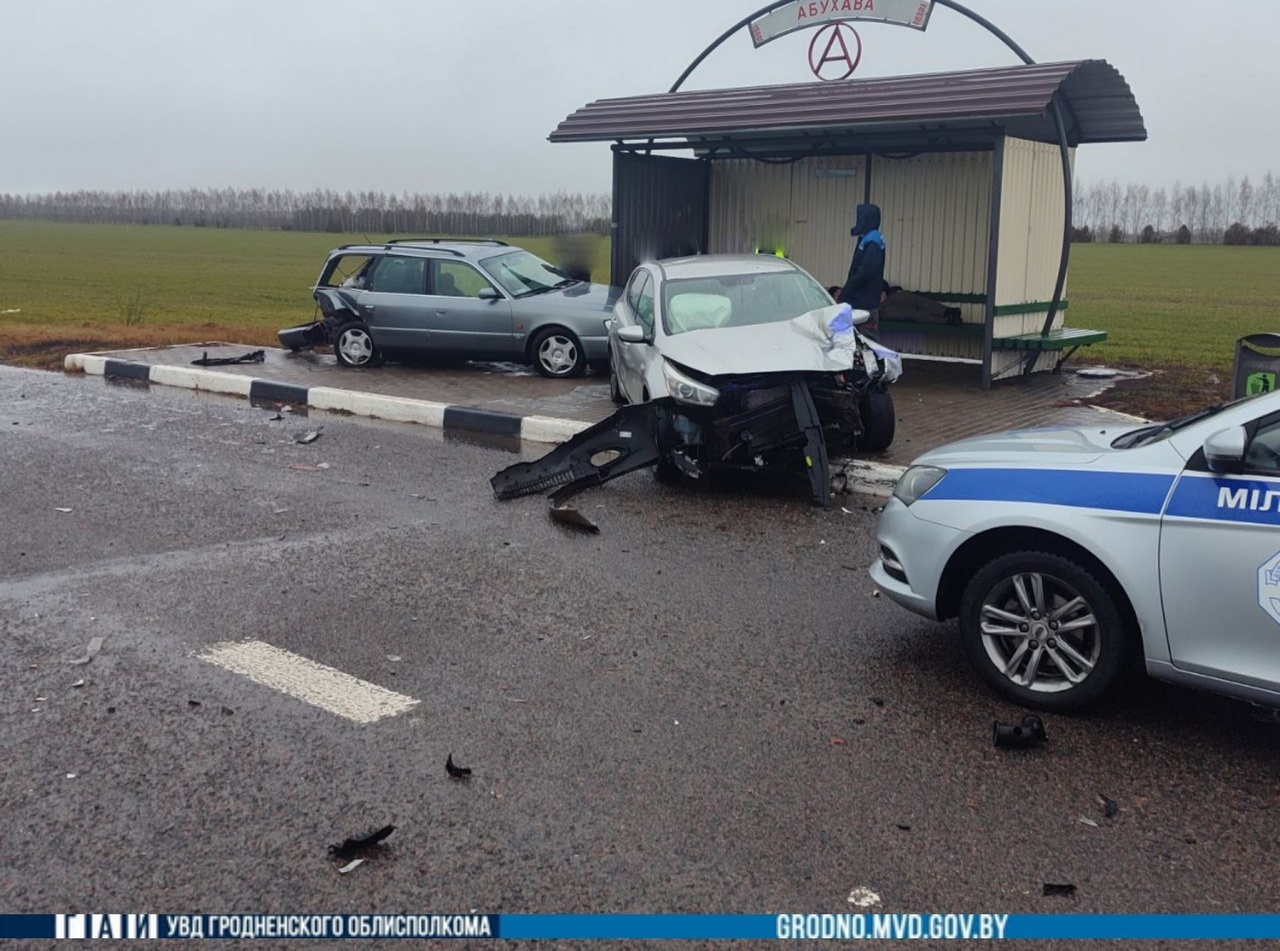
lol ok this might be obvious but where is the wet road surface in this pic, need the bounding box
[2,367,1278,948]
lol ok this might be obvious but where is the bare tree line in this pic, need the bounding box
[0,188,613,236]
[1073,173,1280,245]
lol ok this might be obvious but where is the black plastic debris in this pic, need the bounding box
[1043,883,1077,898]
[1098,794,1119,819]
[869,697,885,708]
[329,825,395,861]
[993,714,1047,749]
[192,350,265,367]
[445,753,472,780]
[187,699,201,708]
[549,503,600,534]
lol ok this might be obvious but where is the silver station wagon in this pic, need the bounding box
[278,239,622,378]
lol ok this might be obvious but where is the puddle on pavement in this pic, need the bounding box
[250,397,309,417]
[444,430,522,454]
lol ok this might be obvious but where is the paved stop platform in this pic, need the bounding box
[66,343,1139,466]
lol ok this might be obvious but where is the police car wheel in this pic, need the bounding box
[959,551,1129,713]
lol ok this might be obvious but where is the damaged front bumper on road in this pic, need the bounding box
[492,363,891,528]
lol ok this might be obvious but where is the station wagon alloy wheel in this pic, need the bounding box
[334,322,383,368]
[532,330,584,378]
[959,551,1127,712]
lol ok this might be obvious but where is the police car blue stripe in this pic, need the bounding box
[1166,474,1280,525]
[923,468,1175,515]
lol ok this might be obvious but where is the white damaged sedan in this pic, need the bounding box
[871,390,1280,712]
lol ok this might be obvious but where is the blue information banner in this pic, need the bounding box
[5,913,1280,941]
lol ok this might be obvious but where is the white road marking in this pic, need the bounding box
[197,640,419,724]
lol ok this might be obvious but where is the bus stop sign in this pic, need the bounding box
[751,0,935,47]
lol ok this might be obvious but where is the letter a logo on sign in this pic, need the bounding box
[809,23,862,81]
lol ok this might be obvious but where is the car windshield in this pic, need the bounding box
[661,270,832,335]
[1110,398,1250,449]
[484,250,573,299]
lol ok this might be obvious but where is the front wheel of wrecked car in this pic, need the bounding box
[333,322,384,369]
[958,551,1130,713]
[608,352,626,404]
[531,328,586,378]
[858,386,896,453]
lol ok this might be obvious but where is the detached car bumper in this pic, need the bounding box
[278,320,329,351]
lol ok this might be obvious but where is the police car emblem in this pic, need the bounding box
[1258,552,1280,625]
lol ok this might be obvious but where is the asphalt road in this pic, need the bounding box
[2,366,1278,948]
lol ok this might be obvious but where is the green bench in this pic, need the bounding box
[991,327,1108,373]
[878,321,1107,373]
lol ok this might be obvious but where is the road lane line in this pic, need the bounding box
[197,640,419,724]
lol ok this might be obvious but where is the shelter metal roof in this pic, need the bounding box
[550,60,1146,151]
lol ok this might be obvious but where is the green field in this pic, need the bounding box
[0,220,1276,374]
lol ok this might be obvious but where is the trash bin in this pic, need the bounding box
[1233,333,1280,399]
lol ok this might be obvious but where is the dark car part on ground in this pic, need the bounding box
[328,825,395,861]
[192,349,265,367]
[278,317,330,352]
[992,714,1048,749]
[492,371,876,524]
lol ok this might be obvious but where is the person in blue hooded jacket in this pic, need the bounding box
[838,203,886,337]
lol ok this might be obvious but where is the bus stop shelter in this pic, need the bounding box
[550,60,1146,386]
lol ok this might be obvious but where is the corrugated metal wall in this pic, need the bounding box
[708,153,991,287]
[994,138,1075,338]
[708,150,995,361]
[869,152,993,301]
[611,152,711,286]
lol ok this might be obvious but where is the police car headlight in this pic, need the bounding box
[662,360,719,407]
[893,465,947,506]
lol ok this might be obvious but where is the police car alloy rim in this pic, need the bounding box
[978,571,1103,694]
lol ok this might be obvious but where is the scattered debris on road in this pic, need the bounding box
[187,700,201,708]
[288,463,324,473]
[54,507,74,514]
[993,714,1047,749]
[296,429,323,445]
[446,754,472,780]
[192,350,265,367]
[549,503,600,534]
[1077,816,1099,828]
[1043,883,1077,898]
[71,679,85,688]
[329,825,395,861]
[68,636,105,666]
[847,887,882,908]
[269,413,284,422]
[337,859,365,875]
[1097,793,1119,819]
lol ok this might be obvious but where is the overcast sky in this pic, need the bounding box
[3,0,1277,197]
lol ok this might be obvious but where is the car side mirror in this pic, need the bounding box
[851,309,871,327]
[617,325,647,344]
[478,287,502,302]
[1204,426,1248,473]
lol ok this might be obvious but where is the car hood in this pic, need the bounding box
[913,424,1149,469]
[514,282,622,314]
[658,307,858,376]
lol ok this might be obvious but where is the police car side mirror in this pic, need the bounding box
[1204,426,1247,474]
[851,309,871,327]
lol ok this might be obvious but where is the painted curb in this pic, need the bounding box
[63,352,905,493]
[838,460,906,499]
[64,353,577,446]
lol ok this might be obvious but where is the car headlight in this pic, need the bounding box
[662,360,719,407]
[893,465,947,506]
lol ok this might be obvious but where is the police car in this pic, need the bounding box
[870,391,1280,712]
